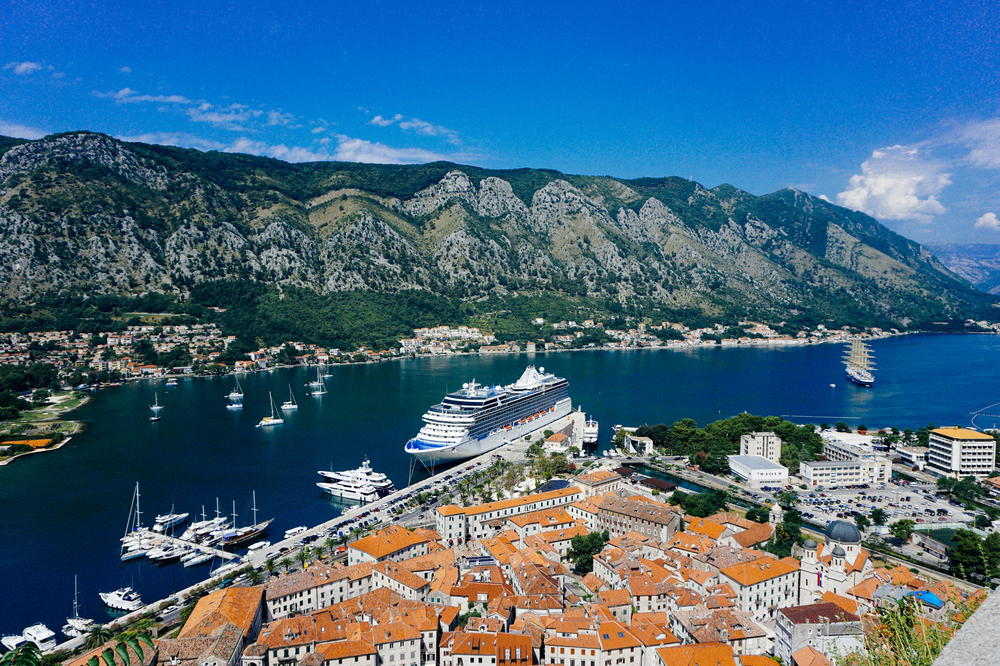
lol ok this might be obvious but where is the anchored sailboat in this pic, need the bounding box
[281,385,298,411]
[227,377,244,401]
[256,392,284,427]
[843,339,876,387]
[61,575,96,638]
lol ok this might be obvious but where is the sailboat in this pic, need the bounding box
[307,366,323,388]
[321,363,332,378]
[227,377,244,401]
[218,491,272,548]
[256,392,284,427]
[61,575,96,638]
[149,393,163,420]
[843,339,876,387]
[281,385,298,411]
[120,483,149,561]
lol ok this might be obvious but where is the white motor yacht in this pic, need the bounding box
[99,587,143,612]
[317,458,395,496]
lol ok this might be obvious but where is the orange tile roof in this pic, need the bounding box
[509,508,575,528]
[597,621,642,650]
[820,591,859,615]
[848,576,881,601]
[349,525,430,559]
[461,487,581,516]
[740,657,779,666]
[539,525,589,543]
[731,522,773,548]
[685,517,727,540]
[372,623,421,644]
[721,556,799,586]
[597,588,632,607]
[655,643,737,666]
[316,640,377,660]
[931,427,995,440]
[576,470,622,485]
[790,646,833,666]
[179,585,263,638]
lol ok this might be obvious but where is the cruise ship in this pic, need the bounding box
[404,365,571,464]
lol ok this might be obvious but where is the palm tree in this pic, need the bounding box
[313,544,327,560]
[294,548,309,569]
[280,557,294,573]
[247,568,264,585]
[84,625,114,650]
[83,632,154,666]
[324,537,337,553]
[0,642,41,666]
[263,558,277,578]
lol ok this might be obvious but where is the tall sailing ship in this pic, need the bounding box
[404,365,571,464]
[843,339,876,387]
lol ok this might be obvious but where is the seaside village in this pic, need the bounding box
[68,430,986,666]
[0,319,940,380]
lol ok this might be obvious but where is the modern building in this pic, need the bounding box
[739,432,782,462]
[926,427,997,479]
[774,603,863,665]
[896,446,929,471]
[726,455,789,488]
[798,458,891,488]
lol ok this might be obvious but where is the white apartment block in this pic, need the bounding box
[926,428,997,479]
[435,487,582,544]
[739,432,782,462]
[799,457,891,488]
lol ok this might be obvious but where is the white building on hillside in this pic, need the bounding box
[739,432,782,462]
[727,455,788,488]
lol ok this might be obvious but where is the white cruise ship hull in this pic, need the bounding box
[407,397,572,464]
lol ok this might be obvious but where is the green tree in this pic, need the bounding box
[855,514,871,532]
[975,514,992,530]
[0,642,41,666]
[280,557,294,573]
[263,558,277,578]
[889,519,915,543]
[745,506,769,523]
[83,625,114,650]
[567,531,610,574]
[871,508,888,526]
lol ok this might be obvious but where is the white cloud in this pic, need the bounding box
[370,112,461,144]
[186,103,262,131]
[4,61,44,75]
[331,134,447,164]
[370,114,403,127]
[117,131,226,152]
[101,87,192,104]
[0,120,46,139]
[957,118,1000,170]
[119,66,132,74]
[837,144,951,222]
[224,138,333,162]
[266,110,296,127]
[974,212,1000,231]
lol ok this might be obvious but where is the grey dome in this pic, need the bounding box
[832,545,846,558]
[803,539,817,549]
[826,520,862,544]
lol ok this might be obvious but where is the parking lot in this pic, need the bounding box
[749,480,979,529]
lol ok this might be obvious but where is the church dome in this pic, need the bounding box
[832,545,846,558]
[825,520,862,544]
[803,538,817,549]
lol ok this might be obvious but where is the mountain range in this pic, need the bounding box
[926,244,1000,295]
[0,131,995,334]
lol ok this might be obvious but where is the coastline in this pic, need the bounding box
[0,392,89,467]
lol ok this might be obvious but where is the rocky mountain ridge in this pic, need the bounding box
[0,131,993,327]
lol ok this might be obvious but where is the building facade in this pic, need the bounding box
[926,428,997,479]
[739,432,782,462]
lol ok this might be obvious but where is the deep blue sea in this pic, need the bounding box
[2,333,1000,635]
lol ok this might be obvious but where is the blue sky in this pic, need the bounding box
[1,1,998,243]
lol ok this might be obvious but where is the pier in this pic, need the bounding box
[131,528,240,561]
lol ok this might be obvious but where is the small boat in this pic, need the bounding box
[227,377,244,401]
[256,392,284,427]
[99,587,143,612]
[210,560,243,578]
[284,526,308,540]
[281,385,298,411]
[149,415,161,422]
[2,623,57,653]
[307,366,324,388]
[310,381,327,396]
[62,575,97,638]
[226,401,243,410]
[247,540,271,553]
[153,508,189,532]
[182,551,213,567]
[165,377,178,387]
[321,364,332,378]
[149,393,163,412]
[582,409,599,445]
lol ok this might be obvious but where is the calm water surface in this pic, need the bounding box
[2,333,1000,634]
